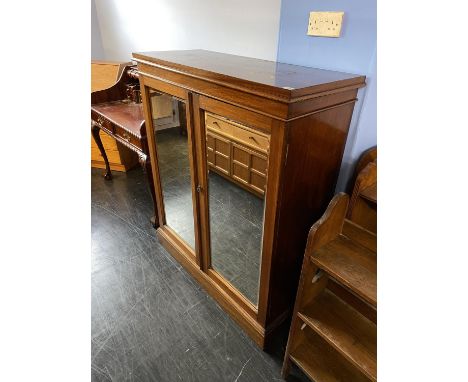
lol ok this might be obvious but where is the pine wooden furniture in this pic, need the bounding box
[206,112,269,197]
[347,147,377,233]
[282,193,377,381]
[350,146,377,186]
[91,61,139,172]
[132,49,366,348]
[92,61,129,92]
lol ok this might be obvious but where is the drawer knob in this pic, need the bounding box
[122,132,131,142]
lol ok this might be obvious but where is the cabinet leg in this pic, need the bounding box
[91,123,112,180]
[139,153,159,229]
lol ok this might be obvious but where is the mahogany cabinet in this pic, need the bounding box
[132,49,365,348]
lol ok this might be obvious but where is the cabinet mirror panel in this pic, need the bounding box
[150,90,196,250]
[205,112,269,306]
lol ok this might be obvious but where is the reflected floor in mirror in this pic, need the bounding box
[208,172,264,305]
[156,127,195,249]
[156,126,264,305]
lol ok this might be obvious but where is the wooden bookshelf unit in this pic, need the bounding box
[347,147,377,233]
[282,193,377,381]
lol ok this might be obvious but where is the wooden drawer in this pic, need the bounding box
[91,132,119,151]
[232,145,250,166]
[214,153,230,175]
[91,131,118,151]
[232,142,267,172]
[207,147,215,166]
[250,172,266,194]
[91,136,139,172]
[92,111,114,133]
[232,162,249,184]
[114,126,142,150]
[206,113,234,136]
[251,155,267,176]
[214,136,231,157]
[207,131,231,175]
[207,134,215,150]
[232,125,269,153]
[91,147,122,164]
[207,131,231,157]
[206,112,269,153]
[231,142,268,196]
[205,113,269,197]
[101,134,118,149]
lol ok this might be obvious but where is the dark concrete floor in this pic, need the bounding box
[154,127,264,305]
[91,166,308,381]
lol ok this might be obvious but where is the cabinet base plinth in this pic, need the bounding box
[156,227,288,349]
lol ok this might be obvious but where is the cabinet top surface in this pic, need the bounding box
[132,50,365,99]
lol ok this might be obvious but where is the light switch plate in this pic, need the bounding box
[307,11,344,38]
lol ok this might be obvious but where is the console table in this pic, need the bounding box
[91,66,159,226]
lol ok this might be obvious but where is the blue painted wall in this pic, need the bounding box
[277,0,377,190]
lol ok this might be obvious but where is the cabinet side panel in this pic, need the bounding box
[267,102,356,324]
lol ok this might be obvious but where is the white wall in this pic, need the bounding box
[91,0,105,59]
[92,0,282,61]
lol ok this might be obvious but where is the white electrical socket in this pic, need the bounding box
[307,11,344,38]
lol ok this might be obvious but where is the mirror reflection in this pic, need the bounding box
[151,91,196,249]
[206,112,269,305]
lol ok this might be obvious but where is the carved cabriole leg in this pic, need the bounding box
[138,152,159,229]
[91,122,112,180]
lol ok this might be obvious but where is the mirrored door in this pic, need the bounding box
[203,112,270,306]
[149,90,197,250]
